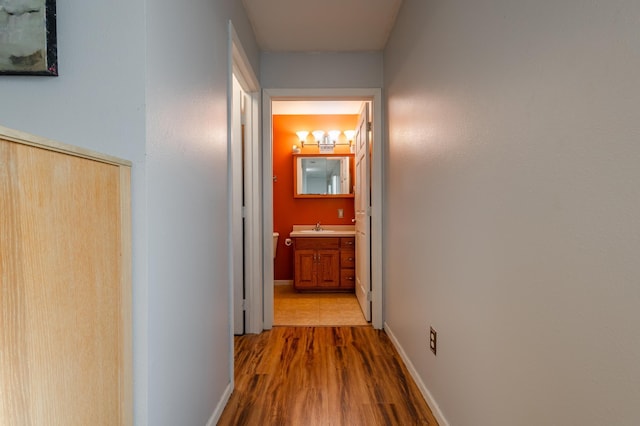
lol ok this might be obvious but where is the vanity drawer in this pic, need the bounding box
[340,250,355,269]
[341,269,356,288]
[294,237,340,250]
[340,237,355,248]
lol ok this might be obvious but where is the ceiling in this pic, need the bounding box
[242,0,403,52]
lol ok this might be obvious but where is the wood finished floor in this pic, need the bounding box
[274,285,368,326]
[218,327,438,426]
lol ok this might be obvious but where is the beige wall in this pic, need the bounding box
[384,1,640,425]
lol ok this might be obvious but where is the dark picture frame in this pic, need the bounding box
[0,0,58,76]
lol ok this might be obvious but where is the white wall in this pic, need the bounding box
[0,2,146,161]
[0,0,149,422]
[145,0,258,425]
[0,0,259,424]
[384,1,640,425]
[261,51,382,88]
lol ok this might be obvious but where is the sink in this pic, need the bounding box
[290,225,355,238]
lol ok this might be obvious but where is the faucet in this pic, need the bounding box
[314,221,322,231]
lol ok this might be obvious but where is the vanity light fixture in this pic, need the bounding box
[293,129,354,152]
[343,130,356,145]
[312,130,326,145]
[328,130,341,146]
[296,130,309,147]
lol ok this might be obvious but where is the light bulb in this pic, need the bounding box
[328,130,341,143]
[312,130,325,144]
[344,130,356,141]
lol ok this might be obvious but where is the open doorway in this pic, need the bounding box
[230,74,246,334]
[261,89,383,330]
[271,102,364,327]
[229,23,262,341]
[270,100,372,327]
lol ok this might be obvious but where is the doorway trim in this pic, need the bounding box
[228,20,261,383]
[229,23,262,335]
[261,88,383,330]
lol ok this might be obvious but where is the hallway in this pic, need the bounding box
[218,327,438,425]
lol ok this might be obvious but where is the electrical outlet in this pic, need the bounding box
[337,208,344,218]
[429,327,437,355]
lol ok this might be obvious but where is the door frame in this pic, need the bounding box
[228,22,261,388]
[261,88,383,330]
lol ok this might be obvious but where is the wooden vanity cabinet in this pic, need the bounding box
[293,236,356,291]
[340,237,356,290]
[294,237,340,289]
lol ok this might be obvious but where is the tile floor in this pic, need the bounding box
[273,285,368,326]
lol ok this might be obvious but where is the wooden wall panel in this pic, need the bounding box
[0,130,131,425]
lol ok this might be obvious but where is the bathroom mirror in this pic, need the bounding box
[293,154,354,198]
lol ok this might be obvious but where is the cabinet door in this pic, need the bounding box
[294,249,316,288]
[316,249,340,288]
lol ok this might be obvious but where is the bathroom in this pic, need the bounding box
[271,101,368,326]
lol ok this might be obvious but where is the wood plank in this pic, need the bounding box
[219,327,439,426]
[119,166,133,426]
[0,125,131,167]
[0,138,131,425]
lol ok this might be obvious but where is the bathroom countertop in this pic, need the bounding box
[289,225,356,238]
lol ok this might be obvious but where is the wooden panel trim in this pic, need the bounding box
[0,125,132,167]
[119,167,133,426]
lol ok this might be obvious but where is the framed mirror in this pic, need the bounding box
[293,154,354,198]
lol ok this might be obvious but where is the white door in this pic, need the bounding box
[232,74,247,334]
[340,157,350,194]
[355,103,371,321]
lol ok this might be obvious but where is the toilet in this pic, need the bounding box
[273,232,279,259]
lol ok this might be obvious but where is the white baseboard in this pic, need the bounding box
[384,322,449,426]
[206,381,234,426]
[274,280,293,286]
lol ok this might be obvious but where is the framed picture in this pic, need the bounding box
[0,0,58,76]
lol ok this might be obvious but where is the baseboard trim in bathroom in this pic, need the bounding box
[274,280,293,286]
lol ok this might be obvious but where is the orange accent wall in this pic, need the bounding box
[273,114,358,280]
